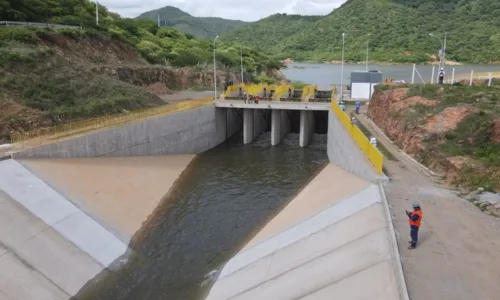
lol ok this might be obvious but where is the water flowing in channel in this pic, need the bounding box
[73,132,328,300]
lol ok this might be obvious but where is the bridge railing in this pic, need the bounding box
[330,96,383,174]
[11,97,213,149]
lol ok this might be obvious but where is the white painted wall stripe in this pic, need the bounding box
[0,159,127,267]
[219,184,381,278]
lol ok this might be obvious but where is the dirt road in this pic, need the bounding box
[161,90,214,102]
[356,111,500,300]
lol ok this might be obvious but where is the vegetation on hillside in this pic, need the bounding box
[0,0,281,72]
[371,81,500,191]
[0,0,283,143]
[223,0,500,64]
[136,6,248,40]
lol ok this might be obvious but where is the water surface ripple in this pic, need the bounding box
[74,132,328,300]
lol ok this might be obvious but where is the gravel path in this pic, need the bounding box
[356,110,500,300]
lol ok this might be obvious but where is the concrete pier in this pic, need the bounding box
[243,109,268,144]
[271,110,291,146]
[300,111,315,147]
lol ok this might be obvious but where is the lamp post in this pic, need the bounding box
[236,37,244,83]
[95,1,99,26]
[340,32,345,103]
[213,35,219,100]
[429,32,447,69]
[366,33,370,71]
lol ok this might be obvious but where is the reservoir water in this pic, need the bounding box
[282,62,500,89]
[73,132,328,300]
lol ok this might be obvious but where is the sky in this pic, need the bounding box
[97,0,347,22]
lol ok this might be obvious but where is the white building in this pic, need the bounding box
[350,70,383,100]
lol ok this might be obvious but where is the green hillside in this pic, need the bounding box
[136,6,248,39]
[222,0,500,64]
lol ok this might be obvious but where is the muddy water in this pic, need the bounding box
[73,132,328,300]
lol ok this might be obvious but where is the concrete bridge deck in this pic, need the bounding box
[214,99,330,111]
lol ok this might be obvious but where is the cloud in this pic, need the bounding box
[97,0,346,21]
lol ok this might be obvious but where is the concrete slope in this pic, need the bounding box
[19,156,194,241]
[0,159,127,268]
[0,190,102,298]
[206,164,405,300]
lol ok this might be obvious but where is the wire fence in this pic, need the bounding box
[411,64,499,87]
[11,97,213,150]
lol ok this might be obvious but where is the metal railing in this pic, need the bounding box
[330,94,384,174]
[0,21,82,29]
[11,97,213,149]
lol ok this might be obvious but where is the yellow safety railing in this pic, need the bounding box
[302,86,309,102]
[331,87,337,103]
[307,85,317,101]
[11,97,213,148]
[330,99,384,174]
[222,84,239,99]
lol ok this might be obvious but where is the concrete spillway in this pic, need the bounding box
[1,101,406,299]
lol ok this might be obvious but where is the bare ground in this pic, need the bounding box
[356,109,500,300]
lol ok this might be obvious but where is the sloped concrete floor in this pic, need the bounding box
[207,164,403,300]
[20,156,194,241]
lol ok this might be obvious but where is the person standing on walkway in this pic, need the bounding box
[355,100,361,114]
[438,68,445,85]
[339,102,346,112]
[406,202,423,249]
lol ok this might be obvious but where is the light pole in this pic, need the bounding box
[95,1,99,26]
[236,37,244,83]
[429,32,446,69]
[213,35,219,100]
[340,32,345,103]
[366,33,370,71]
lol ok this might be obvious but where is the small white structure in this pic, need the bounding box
[370,137,377,147]
[350,70,383,100]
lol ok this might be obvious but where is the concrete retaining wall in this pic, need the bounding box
[327,109,379,182]
[13,106,241,159]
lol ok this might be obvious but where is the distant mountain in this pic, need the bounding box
[220,14,321,54]
[136,6,248,39]
[221,0,500,64]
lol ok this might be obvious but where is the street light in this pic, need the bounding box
[95,1,99,26]
[213,35,219,100]
[236,37,244,83]
[429,32,447,69]
[340,32,345,103]
[366,33,371,71]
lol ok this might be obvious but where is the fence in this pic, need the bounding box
[0,21,82,29]
[410,64,499,87]
[330,98,384,174]
[11,98,213,148]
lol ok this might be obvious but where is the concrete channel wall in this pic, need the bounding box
[327,109,380,183]
[13,105,242,159]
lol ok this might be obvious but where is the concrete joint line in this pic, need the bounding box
[219,185,381,278]
[378,182,410,300]
[293,260,391,300]
[233,183,377,253]
[223,227,390,300]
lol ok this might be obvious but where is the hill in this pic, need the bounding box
[136,6,248,39]
[222,0,500,64]
[220,14,321,53]
[0,0,282,143]
[369,81,500,194]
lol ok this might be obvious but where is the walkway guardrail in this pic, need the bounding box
[330,96,384,174]
[11,97,213,149]
[0,21,82,29]
[222,84,326,102]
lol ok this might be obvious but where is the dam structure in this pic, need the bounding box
[0,84,407,299]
